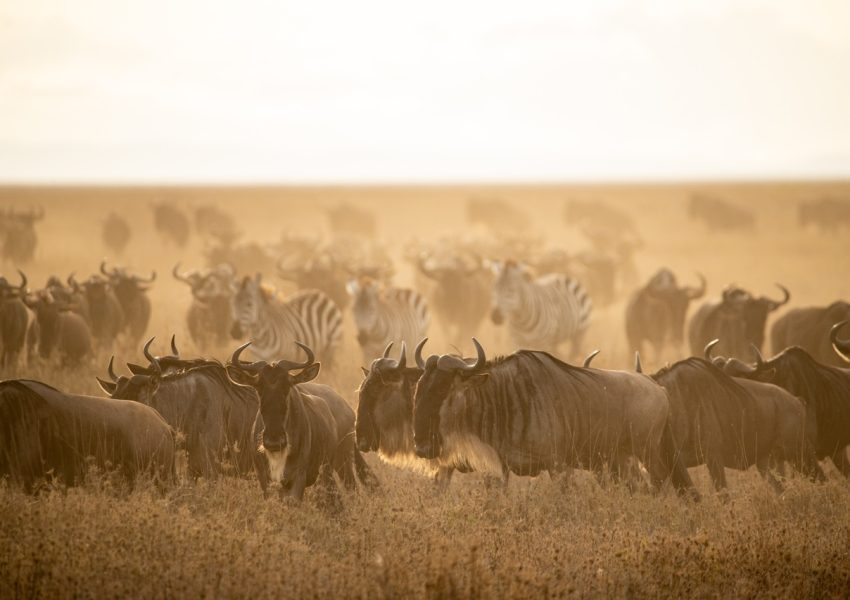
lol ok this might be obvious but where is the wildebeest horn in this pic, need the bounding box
[170,334,179,357]
[96,377,117,395]
[107,355,119,382]
[583,350,600,368]
[382,341,394,359]
[100,260,111,277]
[229,342,268,373]
[172,263,190,283]
[275,341,315,372]
[135,270,156,283]
[634,352,643,374]
[704,339,720,361]
[143,337,162,377]
[414,338,428,369]
[686,273,707,299]
[765,284,790,311]
[724,357,757,375]
[17,269,27,292]
[462,337,486,371]
[830,320,850,363]
[397,342,407,369]
[750,343,768,369]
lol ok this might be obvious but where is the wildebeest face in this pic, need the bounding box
[256,363,320,451]
[356,361,420,453]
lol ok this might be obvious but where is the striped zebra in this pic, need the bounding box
[490,259,592,355]
[230,274,343,365]
[347,277,430,362]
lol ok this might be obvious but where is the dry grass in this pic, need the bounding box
[1,182,850,598]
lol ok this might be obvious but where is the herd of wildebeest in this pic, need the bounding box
[1,193,850,506]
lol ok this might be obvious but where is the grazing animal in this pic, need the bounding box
[356,341,456,487]
[230,274,343,366]
[688,194,756,231]
[194,204,237,240]
[98,338,257,478]
[718,333,850,478]
[348,277,430,363]
[770,301,850,366]
[0,379,175,492]
[466,197,532,234]
[151,202,190,247]
[648,352,823,494]
[626,269,706,357]
[798,198,850,233]
[0,207,43,264]
[227,342,379,500]
[100,261,154,346]
[277,253,352,312]
[0,271,31,367]
[414,250,490,345]
[688,284,789,359]
[25,289,92,364]
[102,213,132,255]
[81,275,125,347]
[173,263,234,350]
[490,260,592,355]
[412,338,696,496]
[326,203,377,238]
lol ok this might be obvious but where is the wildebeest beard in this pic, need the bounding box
[356,369,418,456]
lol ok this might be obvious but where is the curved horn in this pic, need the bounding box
[765,284,790,311]
[830,320,850,362]
[170,334,179,357]
[96,377,117,395]
[750,343,768,369]
[229,342,268,373]
[382,341,394,359]
[135,270,156,284]
[686,273,707,299]
[397,341,407,369]
[634,352,643,374]
[583,350,600,368]
[16,269,27,292]
[273,341,315,372]
[461,337,486,371]
[172,263,190,283]
[724,357,758,376]
[414,338,428,370]
[107,355,119,382]
[704,339,720,362]
[142,337,162,377]
[100,260,110,277]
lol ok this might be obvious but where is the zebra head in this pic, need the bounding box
[230,273,264,339]
[490,259,531,325]
[347,276,380,334]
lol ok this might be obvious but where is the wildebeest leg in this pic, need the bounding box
[548,466,574,490]
[281,470,307,501]
[706,459,729,499]
[831,446,850,479]
[434,467,454,493]
[253,453,270,498]
[353,450,380,492]
[315,463,343,512]
[756,457,784,494]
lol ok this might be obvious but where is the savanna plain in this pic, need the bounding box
[1,183,850,598]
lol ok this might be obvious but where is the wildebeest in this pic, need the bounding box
[414,250,490,345]
[718,334,850,477]
[0,207,43,264]
[466,197,532,234]
[648,351,823,494]
[100,261,154,345]
[25,289,92,364]
[326,203,377,238]
[412,338,696,496]
[152,201,190,247]
[356,341,456,487]
[688,194,756,231]
[98,338,257,478]
[277,252,352,312]
[688,283,789,358]
[102,212,132,255]
[81,275,124,346]
[0,270,31,367]
[0,379,175,492]
[227,342,379,500]
[173,263,234,350]
[770,301,850,366]
[563,199,638,238]
[490,260,592,355]
[348,277,430,364]
[230,273,343,365]
[194,203,237,240]
[626,269,706,358]
[798,197,850,233]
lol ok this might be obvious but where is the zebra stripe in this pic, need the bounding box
[349,279,430,362]
[231,277,342,363]
[491,262,592,352]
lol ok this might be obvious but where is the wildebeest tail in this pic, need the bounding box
[353,449,381,492]
[567,278,593,332]
[660,418,699,501]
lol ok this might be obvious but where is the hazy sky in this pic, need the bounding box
[1,1,849,183]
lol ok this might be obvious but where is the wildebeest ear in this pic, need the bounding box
[126,362,150,375]
[463,373,489,388]
[293,362,321,384]
[360,366,369,378]
[96,377,117,395]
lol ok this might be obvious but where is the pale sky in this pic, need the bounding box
[1,0,849,183]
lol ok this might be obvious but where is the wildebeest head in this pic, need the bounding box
[646,269,706,342]
[0,270,27,300]
[226,341,320,452]
[412,338,488,459]
[174,263,233,304]
[489,259,531,324]
[96,337,162,400]
[356,341,424,453]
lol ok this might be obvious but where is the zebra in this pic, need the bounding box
[230,273,343,366]
[489,259,592,355]
[347,277,430,363]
